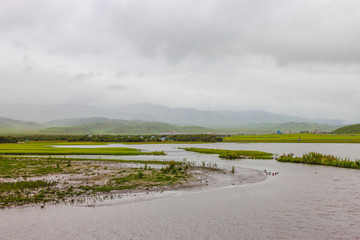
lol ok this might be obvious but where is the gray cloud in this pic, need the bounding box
[106,84,127,91]
[1,0,360,122]
[91,0,360,64]
[70,71,101,83]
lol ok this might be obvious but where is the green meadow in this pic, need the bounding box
[0,142,164,156]
[182,148,273,159]
[224,133,360,143]
[0,156,181,179]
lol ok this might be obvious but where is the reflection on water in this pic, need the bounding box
[1,143,360,239]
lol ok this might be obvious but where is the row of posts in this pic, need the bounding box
[264,170,279,176]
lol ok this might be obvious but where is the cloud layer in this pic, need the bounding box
[1,0,360,122]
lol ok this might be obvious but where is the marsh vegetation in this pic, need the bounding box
[0,156,193,208]
[181,148,273,159]
[277,152,360,169]
[0,142,165,156]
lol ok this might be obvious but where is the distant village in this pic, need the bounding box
[160,129,323,136]
[276,129,321,134]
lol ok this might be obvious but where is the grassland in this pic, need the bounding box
[332,123,360,134]
[181,148,273,159]
[277,152,360,169]
[0,156,180,179]
[0,142,164,156]
[0,156,192,208]
[224,133,360,143]
[123,141,211,145]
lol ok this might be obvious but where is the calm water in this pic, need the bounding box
[1,143,360,239]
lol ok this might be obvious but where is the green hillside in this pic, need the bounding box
[40,119,211,135]
[0,117,42,133]
[241,122,337,132]
[0,115,340,135]
[46,117,110,127]
[332,123,360,134]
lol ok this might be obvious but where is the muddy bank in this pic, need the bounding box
[0,159,267,208]
[83,166,268,207]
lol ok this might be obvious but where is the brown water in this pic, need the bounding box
[1,143,360,239]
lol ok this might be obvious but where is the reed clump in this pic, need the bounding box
[277,152,360,169]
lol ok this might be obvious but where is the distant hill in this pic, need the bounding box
[117,103,344,127]
[0,114,341,135]
[0,117,42,133]
[215,122,339,134]
[332,124,360,134]
[245,122,338,133]
[46,117,111,127]
[40,118,338,135]
[0,103,344,127]
[40,119,212,135]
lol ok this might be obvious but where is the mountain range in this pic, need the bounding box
[0,103,343,126]
[0,103,347,134]
[41,118,211,135]
[0,116,340,135]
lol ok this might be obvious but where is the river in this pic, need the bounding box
[1,143,360,239]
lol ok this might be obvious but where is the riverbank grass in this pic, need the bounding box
[0,156,180,179]
[181,148,273,159]
[277,152,360,169]
[0,142,164,156]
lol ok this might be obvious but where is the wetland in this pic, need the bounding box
[1,142,360,239]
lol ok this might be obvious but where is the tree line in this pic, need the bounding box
[166,134,223,142]
[0,134,224,143]
[0,136,18,143]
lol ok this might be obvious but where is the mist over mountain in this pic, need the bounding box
[0,117,41,130]
[41,120,337,135]
[0,114,340,135]
[0,103,103,123]
[0,103,343,127]
[41,119,211,135]
[46,117,111,127]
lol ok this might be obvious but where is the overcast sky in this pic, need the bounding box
[1,0,360,123]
